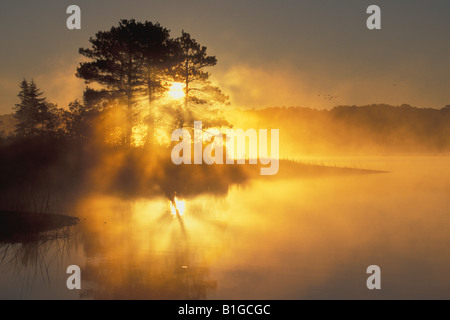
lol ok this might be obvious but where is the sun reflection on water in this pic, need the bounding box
[170,197,186,217]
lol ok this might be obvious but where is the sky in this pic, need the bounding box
[0,0,449,114]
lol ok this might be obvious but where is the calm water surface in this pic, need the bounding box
[1,156,449,299]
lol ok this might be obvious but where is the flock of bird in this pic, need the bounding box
[318,83,398,102]
[318,94,340,101]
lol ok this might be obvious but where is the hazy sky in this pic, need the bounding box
[0,0,449,113]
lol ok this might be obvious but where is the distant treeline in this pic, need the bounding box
[233,104,450,155]
[2,103,449,155]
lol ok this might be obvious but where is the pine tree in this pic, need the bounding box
[130,21,180,146]
[176,31,228,109]
[77,20,144,145]
[76,20,228,145]
[76,19,180,145]
[13,79,52,136]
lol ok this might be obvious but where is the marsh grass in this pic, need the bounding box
[0,211,79,244]
[0,226,73,294]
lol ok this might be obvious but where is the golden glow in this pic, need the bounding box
[52,157,450,299]
[170,197,186,216]
[131,124,147,147]
[167,82,185,100]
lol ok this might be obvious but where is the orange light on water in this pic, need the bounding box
[170,197,186,216]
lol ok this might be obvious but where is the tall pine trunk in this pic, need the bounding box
[145,68,155,148]
[125,55,133,146]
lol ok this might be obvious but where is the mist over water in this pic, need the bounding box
[1,155,449,299]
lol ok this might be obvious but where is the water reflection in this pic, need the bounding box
[1,156,449,299]
[75,195,219,299]
[170,197,186,217]
[0,227,74,297]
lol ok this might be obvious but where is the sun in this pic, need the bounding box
[167,82,185,100]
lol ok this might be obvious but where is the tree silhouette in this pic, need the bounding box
[13,80,53,137]
[176,31,228,110]
[74,21,229,145]
[0,119,4,140]
[77,20,146,145]
[66,88,106,140]
[129,21,181,146]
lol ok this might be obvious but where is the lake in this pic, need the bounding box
[1,156,449,299]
